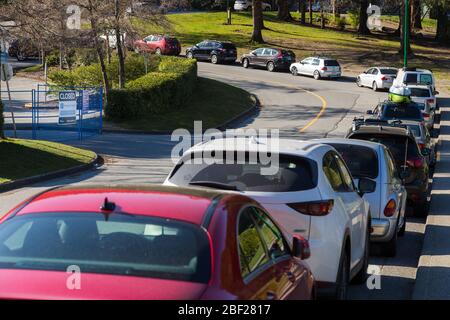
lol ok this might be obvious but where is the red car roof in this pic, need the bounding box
[13,185,225,226]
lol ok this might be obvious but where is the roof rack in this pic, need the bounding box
[351,118,412,136]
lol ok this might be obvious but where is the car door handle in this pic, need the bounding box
[266,291,277,300]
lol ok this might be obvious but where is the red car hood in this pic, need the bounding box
[0,269,208,300]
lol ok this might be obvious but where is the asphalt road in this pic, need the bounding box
[0,60,429,299]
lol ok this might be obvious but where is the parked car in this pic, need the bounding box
[241,48,295,72]
[346,121,430,216]
[234,0,272,11]
[314,138,407,257]
[406,84,438,130]
[165,137,371,299]
[186,40,237,64]
[134,35,181,56]
[356,67,398,91]
[393,67,437,93]
[0,185,314,300]
[290,57,341,80]
[367,101,425,124]
[7,39,39,61]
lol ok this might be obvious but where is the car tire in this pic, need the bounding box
[352,223,370,284]
[380,228,397,257]
[291,66,298,76]
[313,70,321,80]
[186,51,194,59]
[372,81,378,91]
[242,58,249,68]
[356,77,362,87]
[267,61,275,72]
[335,249,349,300]
[155,48,162,55]
[211,54,219,64]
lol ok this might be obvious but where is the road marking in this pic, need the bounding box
[200,70,328,133]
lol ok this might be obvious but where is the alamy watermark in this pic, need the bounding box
[66,265,81,290]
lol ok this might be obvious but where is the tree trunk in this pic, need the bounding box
[400,0,413,57]
[358,0,371,35]
[90,18,110,99]
[299,0,306,24]
[411,0,422,29]
[436,1,450,44]
[309,0,313,25]
[114,0,125,89]
[251,0,265,43]
[106,36,112,64]
[320,7,325,29]
[277,0,292,21]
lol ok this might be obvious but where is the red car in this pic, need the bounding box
[134,35,181,56]
[0,185,314,300]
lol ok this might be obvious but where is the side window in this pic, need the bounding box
[197,41,207,48]
[302,58,311,65]
[254,48,264,55]
[384,148,398,180]
[334,155,355,192]
[261,48,269,56]
[323,152,345,192]
[366,68,374,74]
[405,73,418,83]
[251,207,289,260]
[238,209,271,278]
[420,74,433,85]
[372,69,379,75]
[312,59,320,66]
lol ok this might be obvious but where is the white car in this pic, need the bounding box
[393,67,437,93]
[314,138,407,257]
[164,137,371,299]
[356,67,398,91]
[290,57,342,80]
[407,84,437,129]
[234,0,271,11]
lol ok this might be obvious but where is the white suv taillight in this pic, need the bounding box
[287,200,334,216]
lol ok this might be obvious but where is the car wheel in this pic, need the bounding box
[211,54,219,64]
[380,227,397,257]
[291,66,298,76]
[155,48,162,55]
[372,81,378,91]
[313,70,321,80]
[335,249,349,300]
[267,61,275,72]
[186,51,194,59]
[356,77,362,87]
[242,58,249,68]
[352,223,370,284]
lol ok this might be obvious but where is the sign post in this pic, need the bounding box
[0,38,16,138]
[404,0,409,68]
[58,91,77,125]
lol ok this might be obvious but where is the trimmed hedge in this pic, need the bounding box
[105,57,197,121]
[0,100,4,139]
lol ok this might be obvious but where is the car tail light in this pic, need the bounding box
[423,113,430,119]
[287,200,334,216]
[321,67,328,71]
[418,143,425,150]
[426,99,434,105]
[384,199,396,217]
[406,157,424,168]
[381,76,387,80]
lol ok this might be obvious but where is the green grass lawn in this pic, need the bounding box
[106,77,255,132]
[0,139,96,183]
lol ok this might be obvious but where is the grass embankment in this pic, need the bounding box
[0,139,96,184]
[133,12,450,92]
[107,77,254,131]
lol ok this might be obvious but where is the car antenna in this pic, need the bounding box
[100,197,116,221]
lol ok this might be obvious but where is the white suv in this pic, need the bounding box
[234,0,271,11]
[315,138,407,257]
[393,67,437,93]
[290,57,341,80]
[164,137,371,299]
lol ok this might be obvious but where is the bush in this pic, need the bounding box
[347,9,360,29]
[106,57,197,120]
[0,100,4,139]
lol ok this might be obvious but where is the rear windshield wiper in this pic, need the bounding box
[189,181,239,191]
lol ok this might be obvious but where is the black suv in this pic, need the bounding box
[240,47,295,72]
[346,119,430,216]
[186,40,237,64]
[367,101,424,123]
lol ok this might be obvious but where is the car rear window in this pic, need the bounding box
[169,152,318,192]
[324,60,340,66]
[380,68,397,75]
[281,50,295,57]
[329,144,379,179]
[165,37,179,44]
[406,124,421,137]
[220,43,236,49]
[0,213,211,284]
[409,88,430,97]
[382,104,423,120]
[348,134,420,167]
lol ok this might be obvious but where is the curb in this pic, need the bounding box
[0,154,103,193]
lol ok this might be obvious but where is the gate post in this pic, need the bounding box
[31,89,36,140]
[99,87,103,134]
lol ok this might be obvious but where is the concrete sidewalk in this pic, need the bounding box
[413,98,450,299]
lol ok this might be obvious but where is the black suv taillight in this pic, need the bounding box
[287,200,334,216]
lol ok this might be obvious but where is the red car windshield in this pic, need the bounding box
[0,213,211,283]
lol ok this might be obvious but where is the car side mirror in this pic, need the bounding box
[434,91,439,95]
[292,235,310,260]
[366,110,373,115]
[422,148,431,156]
[358,177,376,196]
